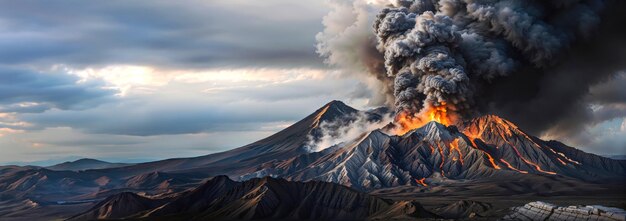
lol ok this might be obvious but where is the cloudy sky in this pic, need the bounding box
[0,0,624,165]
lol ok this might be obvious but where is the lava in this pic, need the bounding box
[484,152,502,170]
[498,134,557,175]
[393,102,456,135]
[500,159,528,174]
[436,143,446,177]
[449,138,464,165]
[462,131,501,169]
[415,178,428,187]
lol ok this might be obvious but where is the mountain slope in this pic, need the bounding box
[68,192,167,220]
[0,101,373,202]
[239,115,626,190]
[47,158,132,171]
[70,176,437,221]
[0,100,624,216]
[92,100,373,177]
[462,115,626,179]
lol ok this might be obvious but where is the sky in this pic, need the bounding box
[0,0,624,165]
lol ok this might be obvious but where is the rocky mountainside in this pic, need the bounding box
[502,201,626,221]
[431,200,493,219]
[0,101,379,202]
[240,114,626,190]
[69,176,437,221]
[68,192,166,220]
[0,100,624,220]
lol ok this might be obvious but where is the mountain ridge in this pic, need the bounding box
[46,158,132,171]
[0,100,624,220]
[68,175,438,221]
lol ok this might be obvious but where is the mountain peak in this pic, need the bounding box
[404,121,453,141]
[73,158,105,163]
[322,100,358,116]
[309,100,359,128]
[463,114,523,139]
[68,191,159,220]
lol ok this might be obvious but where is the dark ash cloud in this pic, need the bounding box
[317,0,626,147]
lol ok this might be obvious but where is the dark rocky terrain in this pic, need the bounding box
[502,201,626,221]
[0,100,624,220]
[69,176,437,221]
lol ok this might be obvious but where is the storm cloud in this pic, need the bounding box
[0,66,115,112]
[0,0,327,69]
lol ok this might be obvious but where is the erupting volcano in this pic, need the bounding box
[0,100,624,220]
[1,0,625,219]
[393,102,458,135]
[233,101,625,191]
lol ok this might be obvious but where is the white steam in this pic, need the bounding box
[305,111,392,152]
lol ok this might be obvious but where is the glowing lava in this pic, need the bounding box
[500,159,528,174]
[415,178,428,187]
[394,102,456,135]
[449,138,464,165]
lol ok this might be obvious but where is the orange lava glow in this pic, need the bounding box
[394,102,456,135]
[415,178,428,187]
[462,130,481,148]
[428,145,435,154]
[429,102,451,126]
[500,159,528,174]
[462,131,501,170]
[462,117,560,175]
[436,143,446,177]
[500,136,557,175]
[484,152,501,169]
[449,138,464,165]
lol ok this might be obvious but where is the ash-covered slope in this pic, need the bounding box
[463,115,626,179]
[0,101,383,203]
[242,114,626,190]
[94,100,378,177]
[70,176,436,221]
[68,192,165,221]
[0,100,624,213]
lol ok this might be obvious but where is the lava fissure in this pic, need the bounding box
[500,159,528,174]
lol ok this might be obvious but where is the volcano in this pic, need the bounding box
[0,100,624,220]
[235,102,625,190]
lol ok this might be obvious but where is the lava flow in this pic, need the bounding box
[393,102,456,135]
[415,178,428,187]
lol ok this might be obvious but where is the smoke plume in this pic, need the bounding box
[317,0,626,140]
[373,0,610,118]
[305,111,392,152]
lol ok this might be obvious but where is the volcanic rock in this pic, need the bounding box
[501,201,626,221]
[68,192,165,220]
[69,175,437,221]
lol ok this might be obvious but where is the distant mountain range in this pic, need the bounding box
[46,158,133,171]
[0,100,624,220]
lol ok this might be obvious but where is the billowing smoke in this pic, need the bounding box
[372,0,608,120]
[305,111,393,152]
[317,0,626,141]
[315,0,393,107]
